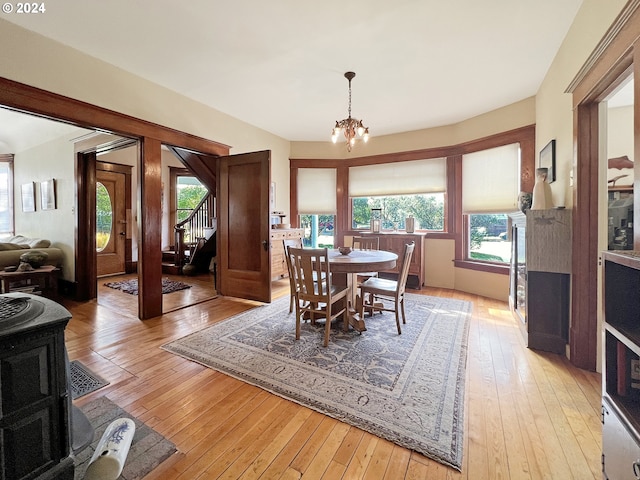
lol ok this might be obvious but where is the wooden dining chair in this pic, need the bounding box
[283,237,303,313]
[287,246,348,347]
[352,236,379,251]
[352,236,380,313]
[358,242,415,334]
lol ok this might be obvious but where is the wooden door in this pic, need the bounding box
[96,169,126,276]
[217,150,271,302]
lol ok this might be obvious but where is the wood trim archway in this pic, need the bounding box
[0,77,230,319]
[566,0,640,370]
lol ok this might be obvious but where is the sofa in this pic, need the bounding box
[0,235,64,270]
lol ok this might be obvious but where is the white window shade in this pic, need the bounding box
[462,143,520,213]
[297,168,337,214]
[349,158,446,197]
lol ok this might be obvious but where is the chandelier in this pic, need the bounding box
[331,71,369,151]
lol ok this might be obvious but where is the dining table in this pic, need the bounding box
[327,248,398,332]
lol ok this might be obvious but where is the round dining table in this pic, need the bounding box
[327,248,397,332]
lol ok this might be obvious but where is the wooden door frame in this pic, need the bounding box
[0,76,229,319]
[76,151,97,300]
[566,1,640,370]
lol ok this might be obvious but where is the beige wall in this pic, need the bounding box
[0,0,632,302]
[0,19,293,217]
[14,129,88,281]
[290,97,536,159]
[296,97,536,301]
[291,1,630,302]
[535,0,629,367]
[535,0,629,209]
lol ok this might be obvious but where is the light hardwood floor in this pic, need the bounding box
[63,278,602,479]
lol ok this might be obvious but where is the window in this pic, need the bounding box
[468,213,510,262]
[96,182,112,251]
[462,143,520,264]
[300,214,335,248]
[349,158,446,232]
[352,193,444,231]
[170,167,209,244]
[0,156,13,239]
[176,176,208,223]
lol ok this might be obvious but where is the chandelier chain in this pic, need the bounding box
[348,78,352,119]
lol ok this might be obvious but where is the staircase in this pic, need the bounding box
[162,146,218,275]
[161,193,216,275]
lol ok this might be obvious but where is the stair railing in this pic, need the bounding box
[174,193,215,267]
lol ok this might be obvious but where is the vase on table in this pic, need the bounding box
[517,192,532,213]
[405,215,415,233]
[531,168,554,210]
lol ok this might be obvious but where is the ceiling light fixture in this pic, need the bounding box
[331,71,369,151]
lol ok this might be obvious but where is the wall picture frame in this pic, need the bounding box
[539,140,556,183]
[40,179,56,210]
[21,182,35,212]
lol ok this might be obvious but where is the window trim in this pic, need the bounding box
[453,128,535,273]
[457,212,511,275]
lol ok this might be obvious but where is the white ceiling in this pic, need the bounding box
[3,0,586,146]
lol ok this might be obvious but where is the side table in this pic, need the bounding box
[0,265,61,298]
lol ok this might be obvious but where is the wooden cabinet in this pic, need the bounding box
[0,295,74,480]
[601,250,640,479]
[508,209,571,354]
[360,232,426,288]
[270,228,303,279]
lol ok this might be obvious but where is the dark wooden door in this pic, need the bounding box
[217,150,271,302]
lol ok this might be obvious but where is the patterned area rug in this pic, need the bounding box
[69,360,110,399]
[162,293,471,470]
[104,278,191,295]
[75,396,177,480]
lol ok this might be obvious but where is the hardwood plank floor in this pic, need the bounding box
[62,279,602,479]
[97,272,218,314]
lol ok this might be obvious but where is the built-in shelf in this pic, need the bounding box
[602,250,640,478]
